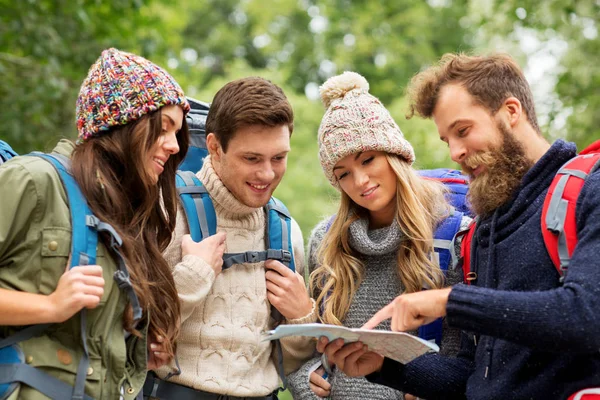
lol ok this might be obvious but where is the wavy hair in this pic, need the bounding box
[310,155,450,325]
[70,108,189,358]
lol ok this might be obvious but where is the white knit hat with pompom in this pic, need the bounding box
[317,71,415,187]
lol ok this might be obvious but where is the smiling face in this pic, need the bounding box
[433,84,533,216]
[208,124,290,208]
[146,104,183,184]
[334,150,397,227]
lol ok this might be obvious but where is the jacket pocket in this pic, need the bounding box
[40,227,71,295]
[17,335,103,399]
[40,227,112,305]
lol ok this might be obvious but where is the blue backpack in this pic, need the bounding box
[0,145,141,400]
[179,97,210,173]
[0,141,17,165]
[416,168,471,345]
[323,168,471,346]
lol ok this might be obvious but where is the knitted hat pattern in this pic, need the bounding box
[317,71,415,187]
[76,48,190,141]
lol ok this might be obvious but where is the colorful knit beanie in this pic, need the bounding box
[318,71,415,187]
[76,48,190,141]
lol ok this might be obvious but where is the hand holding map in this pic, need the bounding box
[263,323,438,364]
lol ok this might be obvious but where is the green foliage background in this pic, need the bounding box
[1,2,598,396]
[2,0,598,239]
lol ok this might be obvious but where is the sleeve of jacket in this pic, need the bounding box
[164,203,217,323]
[366,330,476,399]
[446,171,600,353]
[287,355,323,400]
[279,217,318,375]
[0,160,42,267]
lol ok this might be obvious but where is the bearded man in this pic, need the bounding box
[314,53,600,400]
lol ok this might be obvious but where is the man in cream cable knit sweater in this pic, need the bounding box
[147,77,317,399]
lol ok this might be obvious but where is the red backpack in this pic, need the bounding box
[461,140,600,285]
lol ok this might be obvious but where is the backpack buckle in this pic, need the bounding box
[247,252,260,263]
[266,249,292,263]
[113,270,133,290]
[280,250,292,263]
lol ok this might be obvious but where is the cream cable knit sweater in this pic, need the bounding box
[157,156,317,396]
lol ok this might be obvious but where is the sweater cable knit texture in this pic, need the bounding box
[157,155,317,396]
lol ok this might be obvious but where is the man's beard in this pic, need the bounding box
[463,122,534,217]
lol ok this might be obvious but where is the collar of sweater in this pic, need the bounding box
[196,155,265,229]
[476,139,577,246]
[348,217,403,256]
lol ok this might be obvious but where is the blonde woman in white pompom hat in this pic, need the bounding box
[286,71,469,400]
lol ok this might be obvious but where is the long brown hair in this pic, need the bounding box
[71,108,189,357]
[310,155,450,325]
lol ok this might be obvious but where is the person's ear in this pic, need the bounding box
[504,97,522,128]
[206,133,221,161]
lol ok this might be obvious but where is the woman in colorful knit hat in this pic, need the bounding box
[0,48,190,399]
[287,72,469,400]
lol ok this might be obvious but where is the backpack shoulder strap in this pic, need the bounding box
[265,197,295,273]
[264,197,296,393]
[432,210,463,273]
[541,140,600,281]
[37,153,99,269]
[176,170,216,242]
[0,140,18,165]
[459,220,477,285]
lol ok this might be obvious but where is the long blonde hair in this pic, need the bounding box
[310,155,451,325]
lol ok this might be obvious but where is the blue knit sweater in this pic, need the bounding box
[367,140,600,400]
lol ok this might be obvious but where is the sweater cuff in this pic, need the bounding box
[366,357,403,385]
[446,283,492,332]
[286,298,317,325]
[175,254,215,283]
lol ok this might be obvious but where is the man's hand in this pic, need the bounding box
[363,288,451,331]
[309,366,331,398]
[47,265,105,323]
[317,337,384,378]
[265,259,312,320]
[181,232,226,276]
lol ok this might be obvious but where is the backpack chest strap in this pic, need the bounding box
[222,249,292,270]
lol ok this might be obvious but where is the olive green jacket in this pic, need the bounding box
[0,140,148,399]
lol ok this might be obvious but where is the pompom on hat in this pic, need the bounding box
[76,48,190,141]
[318,71,415,187]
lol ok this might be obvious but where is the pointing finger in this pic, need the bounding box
[362,302,394,330]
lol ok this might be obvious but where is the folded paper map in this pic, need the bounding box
[263,323,438,364]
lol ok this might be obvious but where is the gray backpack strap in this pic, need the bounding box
[222,251,269,269]
[176,170,214,241]
[0,363,94,400]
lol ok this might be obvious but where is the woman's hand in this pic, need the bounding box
[309,366,331,398]
[47,265,105,323]
[147,335,171,370]
[317,337,384,378]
